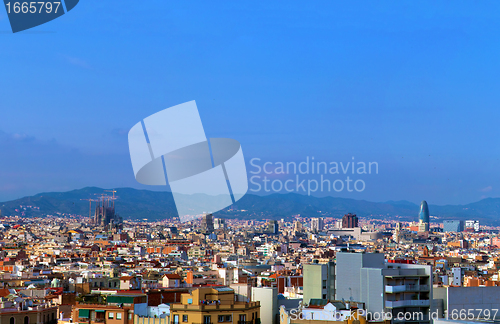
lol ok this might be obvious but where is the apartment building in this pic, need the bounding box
[72,293,147,324]
[170,287,260,324]
[336,252,432,324]
[303,261,335,305]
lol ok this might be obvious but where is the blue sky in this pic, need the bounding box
[1,1,500,204]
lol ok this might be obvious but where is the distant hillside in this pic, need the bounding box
[0,187,178,221]
[1,187,499,225]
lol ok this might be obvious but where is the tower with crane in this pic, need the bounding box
[86,190,123,230]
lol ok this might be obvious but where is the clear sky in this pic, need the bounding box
[1,1,500,205]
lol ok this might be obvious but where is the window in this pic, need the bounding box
[116,313,122,320]
[128,313,132,320]
[10,317,14,324]
[24,316,29,324]
[182,315,188,322]
[203,315,211,324]
[173,315,179,324]
[108,312,114,319]
[79,309,90,319]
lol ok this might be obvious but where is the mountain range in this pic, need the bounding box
[1,187,500,225]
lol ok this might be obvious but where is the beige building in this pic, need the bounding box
[170,287,260,324]
[0,306,57,324]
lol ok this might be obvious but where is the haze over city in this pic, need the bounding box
[2,1,500,204]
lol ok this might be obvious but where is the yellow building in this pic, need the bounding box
[0,306,57,324]
[170,287,260,324]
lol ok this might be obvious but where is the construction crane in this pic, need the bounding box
[80,198,98,220]
[104,189,117,208]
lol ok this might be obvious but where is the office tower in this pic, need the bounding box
[336,252,432,323]
[303,261,335,305]
[465,220,480,232]
[214,218,226,230]
[419,200,430,224]
[443,220,464,232]
[310,218,324,232]
[266,220,279,234]
[201,213,214,233]
[341,213,358,228]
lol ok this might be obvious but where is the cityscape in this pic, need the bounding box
[0,190,498,324]
[2,1,500,324]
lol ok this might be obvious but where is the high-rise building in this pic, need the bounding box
[303,261,335,305]
[214,218,226,230]
[419,200,430,224]
[443,220,463,232]
[465,220,480,232]
[266,220,279,234]
[310,218,324,232]
[341,213,358,228]
[393,222,402,243]
[335,252,432,323]
[201,214,214,233]
[293,221,302,232]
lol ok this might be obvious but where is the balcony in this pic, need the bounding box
[385,300,430,308]
[385,284,430,293]
[170,301,260,312]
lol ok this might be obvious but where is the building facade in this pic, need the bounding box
[341,214,358,229]
[443,220,463,233]
[303,261,335,305]
[170,287,260,324]
[418,201,430,224]
[336,252,432,324]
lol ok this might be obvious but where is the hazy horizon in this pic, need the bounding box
[2,1,500,205]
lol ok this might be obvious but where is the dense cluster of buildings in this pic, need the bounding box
[0,197,499,324]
